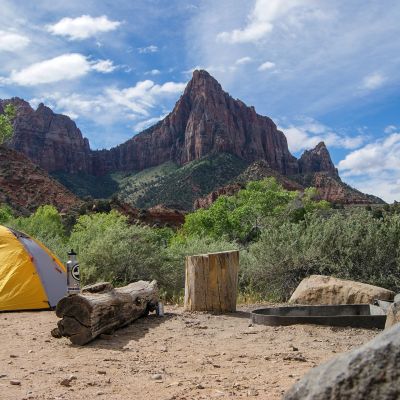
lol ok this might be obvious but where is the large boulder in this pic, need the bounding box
[289,275,394,305]
[284,323,400,399]
[385,301,400,329]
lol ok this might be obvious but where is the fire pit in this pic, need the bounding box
[251,304,386,329]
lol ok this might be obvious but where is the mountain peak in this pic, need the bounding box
[299,141,338,177]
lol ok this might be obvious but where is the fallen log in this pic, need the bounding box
[55,280,158,345]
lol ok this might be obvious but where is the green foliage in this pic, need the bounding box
[183,178,330,242]
[130,153,249,210]
[52,172,120,198]
[0,204,13,224]
[0,104,16,145]
[8,205,68,259]
[241,210,400,300]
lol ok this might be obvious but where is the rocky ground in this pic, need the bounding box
[0,305,378,400]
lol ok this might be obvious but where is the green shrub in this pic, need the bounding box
[240,210,400,301]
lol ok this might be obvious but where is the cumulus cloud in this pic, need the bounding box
[361,72,386,90]
[47,15,121,40]
[258,61,275,71]
[0,30,30,52]
[339,133,400,176]
[138,45,158,53]
[217,0,308,43]
[280,118,364,153]
[338,132,400,202]
[0,54,116,86]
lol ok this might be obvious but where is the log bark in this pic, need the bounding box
[184,250,239,312]
[55,280,158,345]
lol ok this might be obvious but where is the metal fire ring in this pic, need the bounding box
[251,304,386,329]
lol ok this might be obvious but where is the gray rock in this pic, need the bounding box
[284,323,400,400]
[394,293,400,303]
[385,301,400,329]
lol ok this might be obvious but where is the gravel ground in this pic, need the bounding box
[0,305,378,400]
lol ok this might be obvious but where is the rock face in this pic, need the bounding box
[289,275,395,305]
[4,70,306,177]
[90,70,299,175]
[0,146,81,214]
[284,323,400,400]
[1,98,91,174]
[312,172,384,204]
[194,183,244,209]
[298,142,338,177]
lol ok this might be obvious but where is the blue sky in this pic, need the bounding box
[0,0,399,202]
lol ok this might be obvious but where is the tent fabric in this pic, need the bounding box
[0,225,67,311]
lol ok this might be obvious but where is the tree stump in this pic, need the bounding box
[55,280,158,345]
[184,250,239,312]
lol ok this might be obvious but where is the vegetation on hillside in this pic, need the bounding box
[1,178,399,302]
[0,104,16,145]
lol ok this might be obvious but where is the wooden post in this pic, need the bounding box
[184,250,239,312]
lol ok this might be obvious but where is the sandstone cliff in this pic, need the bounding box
[1,98,91,174]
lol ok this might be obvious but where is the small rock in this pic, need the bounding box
[291,346,299,352]
[0,374,7,378]
[51,328,62,339]
[9,354,18,358]
[60,379,71,387]
[10,380,21,385]
[28,350,33,354]
[247,389,258,396]
[196,384,205,389]
[151,374,163,381]
[97,371,107,375]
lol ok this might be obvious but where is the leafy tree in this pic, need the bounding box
[182,178,330,242]
[0,104,16,145]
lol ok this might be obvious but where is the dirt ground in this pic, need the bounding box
[0,305,378,400]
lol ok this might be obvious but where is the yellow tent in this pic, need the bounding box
[0,225,67,311]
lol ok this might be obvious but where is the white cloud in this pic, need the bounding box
[145,69,161,75]
[91,59,116,73]
[338,132,400,202]
[338,133,400,175]
[1,54,117,86]
[6,53,91,85]
[258,61,275,71]
[0,30,30,52]
[217,0,308,44]
[235,56,252,65]
[47,15,121,40]
[133,114,168,132]
[138,45,158,53]
[32,79,186,124]
[361,72,386,90]
[384,125,397,134]
[280,118,364,153]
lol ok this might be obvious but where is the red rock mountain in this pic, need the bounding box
[3,70,331,177]
[0,146,82,214]
[1,70,380,206]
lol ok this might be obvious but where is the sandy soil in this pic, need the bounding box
[0,305,378,400]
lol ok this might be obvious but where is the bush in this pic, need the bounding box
[240,210,400,301]
[8,205,68,259]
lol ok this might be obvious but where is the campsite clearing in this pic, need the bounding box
[0,305,377,400]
